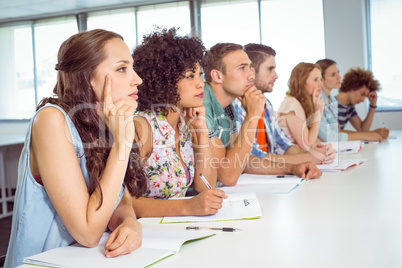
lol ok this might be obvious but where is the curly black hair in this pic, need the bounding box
[133,27,205,116]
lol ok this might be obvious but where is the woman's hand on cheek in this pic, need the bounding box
[312,92,324,114]
[99,75,136,148]
[183,106,207,129]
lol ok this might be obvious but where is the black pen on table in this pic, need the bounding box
[199,173,212,189]
[186,226,242,232]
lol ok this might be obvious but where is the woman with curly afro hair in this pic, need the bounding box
[336,67,388,141]
[277,62,325,151]
[132,27,226,217]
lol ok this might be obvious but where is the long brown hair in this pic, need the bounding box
[287,62,321,127]
[316,58,336,78]
[38,29,147,207]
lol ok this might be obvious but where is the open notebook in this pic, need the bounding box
[328,141,362,154]
[317,158,368,172]
[161,192,262,224]
[217,174,305,194]
[23,229,215,268]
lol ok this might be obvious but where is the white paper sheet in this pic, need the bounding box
[161,192,262,223]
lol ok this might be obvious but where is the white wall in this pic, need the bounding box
[0,121,29,135]
[323,0,402,131]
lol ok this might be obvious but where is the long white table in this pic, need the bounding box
[17,131,402,268]
[138,131,402,268]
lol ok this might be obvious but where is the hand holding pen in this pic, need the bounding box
[188,174,227,216]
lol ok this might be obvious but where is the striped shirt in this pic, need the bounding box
[338,98,358,129]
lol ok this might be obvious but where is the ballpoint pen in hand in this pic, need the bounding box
[186,226,242,232]
[199,173,212,189]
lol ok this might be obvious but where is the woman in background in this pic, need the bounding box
[132,28,225,218]
[277,62,324,151]
[316,59,348,142]
[5,29,146,268]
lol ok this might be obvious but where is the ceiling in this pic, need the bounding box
[0,0,172,23]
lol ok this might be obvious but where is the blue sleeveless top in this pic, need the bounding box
[4,104,125,268]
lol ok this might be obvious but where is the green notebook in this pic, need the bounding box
[23,229,215,268]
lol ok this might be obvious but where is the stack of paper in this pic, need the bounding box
[161,192,262,223]
[218,173,304,194]
[23,229,215,268]
[317,158,368,172]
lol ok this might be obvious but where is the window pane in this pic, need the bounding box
[0,23,35,119]
[201,0,260,49]
[137,2,191,41]
[87,8,137,52]
[261,0,325,110]
[34,17,78,105]
[370,0,402,111]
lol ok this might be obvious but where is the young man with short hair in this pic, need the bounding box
[202,43,322,186]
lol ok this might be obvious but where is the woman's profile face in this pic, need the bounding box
[323,64,341,90]
[90,38,142,108]
[176,62,205,109]
[305,68,323,96]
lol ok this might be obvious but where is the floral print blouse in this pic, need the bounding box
[135,111,195,199]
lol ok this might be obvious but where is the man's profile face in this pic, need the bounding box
[220,50,255,98]
[349,86,370,105]
[253,55,278,93]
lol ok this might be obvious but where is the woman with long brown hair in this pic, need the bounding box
[5,29,147,267]
[277,62,324,151]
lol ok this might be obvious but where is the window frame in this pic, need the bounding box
[366,0,402,112]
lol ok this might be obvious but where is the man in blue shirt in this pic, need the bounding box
[202,43,323,186]
[232,43,335,165]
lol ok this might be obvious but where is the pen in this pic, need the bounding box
[276,175,297,178]
[186,226,242,232]
[340,149,352,152]
[199,173,212,189]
